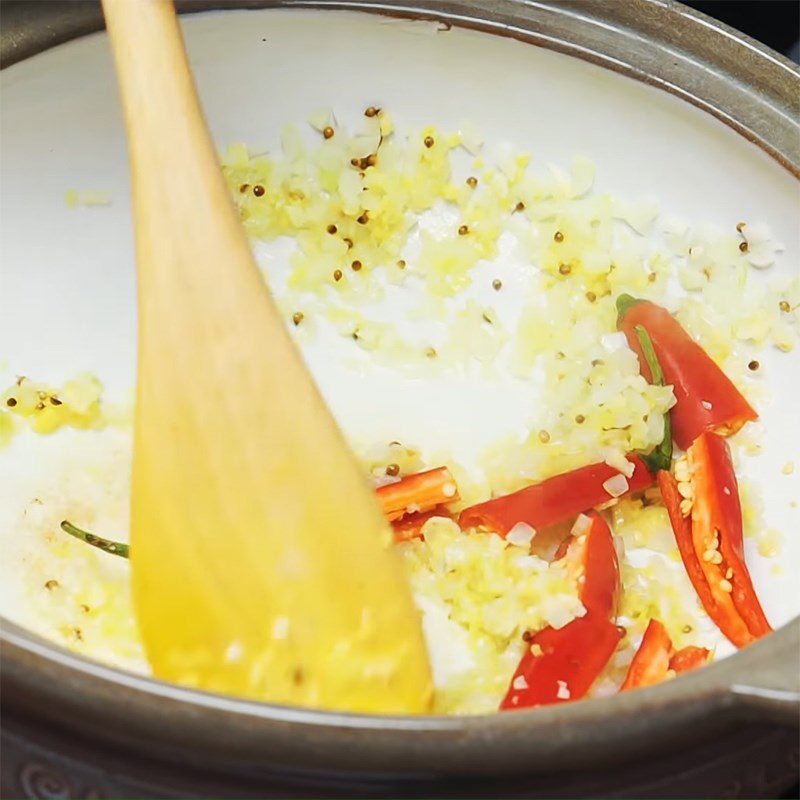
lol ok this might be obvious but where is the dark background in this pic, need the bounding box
[685,0,799,63]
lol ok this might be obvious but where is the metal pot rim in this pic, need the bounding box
[1,0,798,777]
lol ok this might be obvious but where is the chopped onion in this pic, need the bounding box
[602,474,629,498]
[506,522,537,548]
[571,513,593,537]
[603,450,635,478]
[600,332,629,353]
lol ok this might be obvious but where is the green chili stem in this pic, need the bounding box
[633,324,673,474]
[60,520,130,559]
[615,293,641,326]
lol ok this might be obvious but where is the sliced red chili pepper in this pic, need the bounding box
[390,505,452,543]
[563,512,620,620]
[621,619,710,691]
[501,617,622,708]
[500,512,622,709]
[376,466,459,523]
[658,469,719,617]
[459,456,653,536]
[617,295,757,450]
[690,432,771,641]
[659,432,771,648]
[669,645,710,673]
[620,619,673,691]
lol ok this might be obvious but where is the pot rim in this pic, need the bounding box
[1,0,798,777]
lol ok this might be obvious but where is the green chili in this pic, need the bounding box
[60,520,129,559]
[633,323,673,474]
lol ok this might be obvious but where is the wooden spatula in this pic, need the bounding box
[102,0,432,713]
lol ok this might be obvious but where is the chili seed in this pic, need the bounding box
[458,225,469,236]
[492,279,502,291]
[357,212,369,224]
[343,237,354,249]
[365,106,379,117]
[45,579,59,590]
[466,176,478,188]
[6,397,17,407]
[365,153,377,167]
[397,260,406,269]
[585,291,596,303]
[292,312,304,326]
[239,183,250,193]
[738,241,748,253]
[326,224,337,234]
[333,269,343,282]
[424,136,435,148]
[748,360,760,371]
[515,201,525,212]
[322,126,335,139]
[575,414,585,424]
[538,430,550,444]
[558,264,571,275]
[779,300,791,313]
[351,260,362,271]
[648,272,657,283]
[385,463,400,477]
[425,347,437,359]
[554,230,564,243]
[252,184,265,197]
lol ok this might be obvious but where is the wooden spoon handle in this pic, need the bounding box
[102,0,432,712]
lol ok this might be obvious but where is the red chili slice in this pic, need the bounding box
[621,619,710,691]
[617,295,757,450]
[391,506,452,543]
[669,645,710,673]
[459,456,653,536]
[500,512,622,709]
[376,466,459,523]
[620,619,673,691]
[659,432,771,648]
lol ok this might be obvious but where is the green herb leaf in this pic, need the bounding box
[633,324,672,474]
[60,520,129,559]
